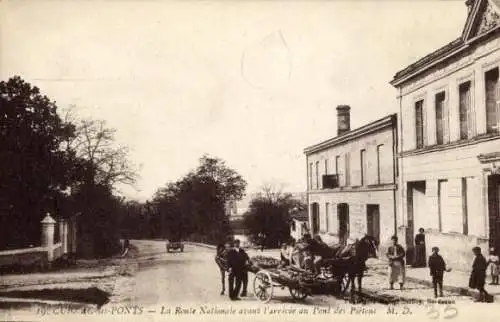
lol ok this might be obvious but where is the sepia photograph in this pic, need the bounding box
[1,0,500,321]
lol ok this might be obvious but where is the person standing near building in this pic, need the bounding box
[487,248,499,285]
[413,228,426,268]
[469,246,490,302]
[386,235,406,290]
[428,247,451,298]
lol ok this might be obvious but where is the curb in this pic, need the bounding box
[371,269,498,302]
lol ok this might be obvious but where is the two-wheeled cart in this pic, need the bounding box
[249,264,350,303]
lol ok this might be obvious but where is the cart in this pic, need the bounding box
[250,264,350,303]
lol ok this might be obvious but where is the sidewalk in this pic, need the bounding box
[370,260,500,302]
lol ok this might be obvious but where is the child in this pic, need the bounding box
[487,248,499,285]
[428,247,451,298]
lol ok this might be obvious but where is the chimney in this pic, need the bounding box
[336,105,351,136]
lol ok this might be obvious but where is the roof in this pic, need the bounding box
[303,113,396,156]
[391,0,500,87]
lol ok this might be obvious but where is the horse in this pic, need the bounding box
[321,235,378,296]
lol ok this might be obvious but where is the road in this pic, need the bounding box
[0,240,495,322]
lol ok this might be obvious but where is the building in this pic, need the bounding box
[304,106,398,249]
[391,0,500,270]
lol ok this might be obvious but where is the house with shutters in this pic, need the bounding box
[304,106,398,250]
[391,0,500,270]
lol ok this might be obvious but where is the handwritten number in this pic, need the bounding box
[443,305,458,319]
[426,305,458,320]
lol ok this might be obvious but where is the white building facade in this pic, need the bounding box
[391,0,500,270]
[304,106,398,251]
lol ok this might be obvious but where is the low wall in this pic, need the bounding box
[0,247,48,267]
[425,230,488,272]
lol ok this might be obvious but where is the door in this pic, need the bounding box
[338,203,349,243]
[311,203,320,235]
[488,174,500,249]
[366,204,380,244]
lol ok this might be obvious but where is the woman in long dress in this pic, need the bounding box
[386,235,406,290]
[413,228,426,267]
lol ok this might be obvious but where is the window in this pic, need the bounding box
[309,163,313,189]
[360,149,367,186]
[324,159,328,175]
[376,145,383,184]
[415,100,424,149]
[485,68,499,134]
[459,81,472,140]
[335,155,341,186]
[325,203,330,232]
[435,92,446,145]
[437,179,447,232]
[315,161,319,189]
[345,153,350,186]
[462,178,469,235]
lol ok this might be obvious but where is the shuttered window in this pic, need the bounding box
[360,149,367,186]
[459,81,472,140]
[376,145,383,184]
[435,92,446,145]
[309,163,313,189]
[315,161,319,189]
[345,153,351,187]
[415,100,424,149]
[485,68,499,134]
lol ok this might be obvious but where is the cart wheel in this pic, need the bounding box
[253,271,273,303]
[289,287,308,300]
[340,273,351,294]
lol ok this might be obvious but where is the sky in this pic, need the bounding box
[1,0,467,201]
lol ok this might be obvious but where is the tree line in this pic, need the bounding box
[0,75,305,257]
[0,76,136,257]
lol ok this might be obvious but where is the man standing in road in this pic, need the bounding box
[234,239,250,297]
[227,239,246,301]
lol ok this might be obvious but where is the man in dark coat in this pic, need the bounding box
[234,239,250,297]
[469,246,490,302]
[226,240,242,301]
[428,247,450,298]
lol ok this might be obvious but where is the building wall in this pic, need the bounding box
[396,31,500,269]
[307,126,395,191]
[308,189,396,247]
[306,121,398,256]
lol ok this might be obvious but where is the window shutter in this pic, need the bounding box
[466,85,473,139]
[496,80,500,133]
[443,95,449,143]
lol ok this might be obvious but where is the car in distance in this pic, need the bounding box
[166,240,184,252]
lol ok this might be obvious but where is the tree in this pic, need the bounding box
[145,155,246,244]
[243,184,306,248]
[0,76,76,248]
[62,107,137,189]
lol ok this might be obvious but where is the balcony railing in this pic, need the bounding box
[322,174,339,189]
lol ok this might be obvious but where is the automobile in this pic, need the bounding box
[166,240,184,253]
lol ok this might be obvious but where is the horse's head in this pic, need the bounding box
[356,235,378,259]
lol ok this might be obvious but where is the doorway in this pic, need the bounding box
[407,181,426,264]
[488,174,500,249]
[366,204,380,244]
[337,203,349,243]
[311,203,320,235]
